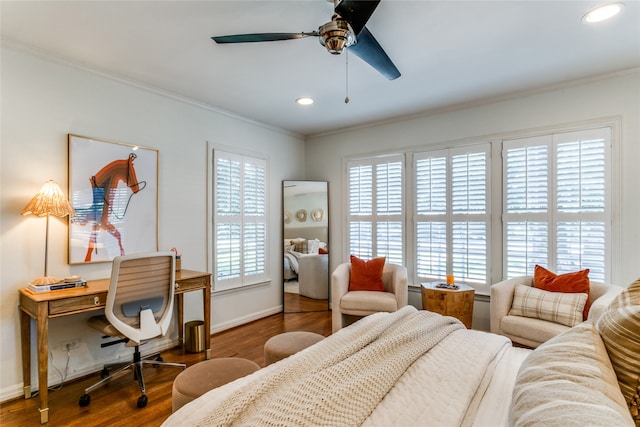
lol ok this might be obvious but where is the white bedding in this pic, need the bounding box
[283,250,300,275]
[164,307,531,427]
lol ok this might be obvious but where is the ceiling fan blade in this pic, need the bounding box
[334,0,380,35]
[349,27,400,80]
[212,32,317,44]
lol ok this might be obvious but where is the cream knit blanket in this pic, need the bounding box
[196,306,464,427]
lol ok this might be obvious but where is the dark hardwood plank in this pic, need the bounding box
[0,309,331,426]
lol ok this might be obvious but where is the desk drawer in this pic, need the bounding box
[175,277,207,292]
[49,294,106,316]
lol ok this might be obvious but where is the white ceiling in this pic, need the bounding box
[2,1,639,137]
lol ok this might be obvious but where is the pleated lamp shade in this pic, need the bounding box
[21,180,76,218]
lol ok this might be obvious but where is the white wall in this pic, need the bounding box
[0,44,305,400]
[306,70,640,306]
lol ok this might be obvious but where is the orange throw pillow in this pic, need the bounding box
[349,255,386,292]
[534,265,591,320]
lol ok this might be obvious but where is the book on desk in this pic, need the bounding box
[26,280,87,293]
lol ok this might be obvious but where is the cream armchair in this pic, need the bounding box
[297,254,329,299]
[331,262,408,333]
[490,276,622,348]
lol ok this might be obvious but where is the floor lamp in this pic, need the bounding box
[21,180,76,285]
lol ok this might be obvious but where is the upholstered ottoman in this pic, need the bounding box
[263,331,324,366]
[172,357,260,412]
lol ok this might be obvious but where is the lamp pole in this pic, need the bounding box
[43,213,50,278]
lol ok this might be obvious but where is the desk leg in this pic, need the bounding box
[176,293,184,346]
[20,309,31,399]
[36,302,49,424]
[203,284,211,359]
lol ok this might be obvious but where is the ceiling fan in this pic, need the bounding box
[211,0,400,80]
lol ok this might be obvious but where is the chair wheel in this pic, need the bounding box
[79,394,91,407]
[100,367,109,379]
[137,394,148,408]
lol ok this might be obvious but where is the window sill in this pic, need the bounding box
[212,280,271,296]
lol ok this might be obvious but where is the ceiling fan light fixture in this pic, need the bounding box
[318,19,355,54]
[296,97,314,106]
[582,3,624,23]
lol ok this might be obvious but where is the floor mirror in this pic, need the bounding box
[282,180,329,313]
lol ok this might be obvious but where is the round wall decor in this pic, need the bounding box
[311,208,324,222]
[295,209,307,222]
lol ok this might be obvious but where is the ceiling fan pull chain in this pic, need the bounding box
[345,48,350,104]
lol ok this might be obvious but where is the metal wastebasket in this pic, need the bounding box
[184,320,206,353]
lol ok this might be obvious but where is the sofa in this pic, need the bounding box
[512,278,639,426]
[490,275,622,348]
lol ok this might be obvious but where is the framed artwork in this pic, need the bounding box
[68,134,158,264]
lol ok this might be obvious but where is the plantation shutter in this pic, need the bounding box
[503,128,610,281]
[415,144,489,287]
[554,129,609,280]
[451,148,488,284]
[503,137,550,277]
[347,155,404,264]
[415,151,447,278]
[242,160,266,277]
[214,150,267,289]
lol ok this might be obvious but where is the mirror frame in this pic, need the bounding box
[282,180,330,313]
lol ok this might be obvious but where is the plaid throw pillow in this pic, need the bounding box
[290,238,308,254]
[509,284,588,327]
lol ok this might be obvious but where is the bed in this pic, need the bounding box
[164,306,531,426]
[164,283,637,427]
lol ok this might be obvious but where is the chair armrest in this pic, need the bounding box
[298,254,328,277]
[490,276,531,334]
[387,264,408,308]
[331,263,351,333]
[331,263,351,308]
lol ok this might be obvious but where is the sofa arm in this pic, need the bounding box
[588,285,624,322]
[489,276,532,335]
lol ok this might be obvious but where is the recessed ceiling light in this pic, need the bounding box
[582,3,624,23]
[296,97,314,106]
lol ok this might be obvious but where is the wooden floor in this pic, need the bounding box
[1,306,331,427]
[284,290,330,313]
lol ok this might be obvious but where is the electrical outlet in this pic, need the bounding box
[62,339,80,351]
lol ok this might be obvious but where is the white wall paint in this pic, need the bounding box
[306,70,640,290]
[0,45,304,400]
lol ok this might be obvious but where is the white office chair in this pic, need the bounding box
[79,252,185,408]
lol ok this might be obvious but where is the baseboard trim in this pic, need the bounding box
[210,306,283,334]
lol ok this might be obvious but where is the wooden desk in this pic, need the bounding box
[421,282,474,329]
[19,269,211,424]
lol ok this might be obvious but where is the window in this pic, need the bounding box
[212,149,268,290]
[503,127,610,281]
[344,123,614,291]
[347,155,404,264]
[414,144,490,286]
